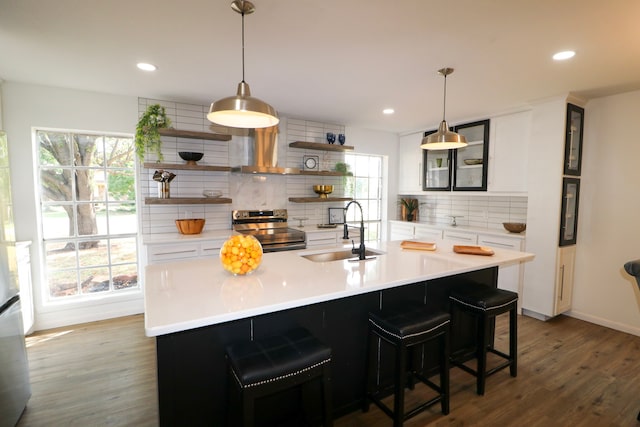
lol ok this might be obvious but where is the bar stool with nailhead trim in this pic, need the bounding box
[449,283,518,396]
[225,327,333,426]
[363,303,450,426]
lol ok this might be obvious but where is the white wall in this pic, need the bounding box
[569,90,640,335]
[1,82,140,331]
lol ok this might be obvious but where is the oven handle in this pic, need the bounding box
[262,242,307,252]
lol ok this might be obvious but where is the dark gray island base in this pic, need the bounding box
[155,267,497,426]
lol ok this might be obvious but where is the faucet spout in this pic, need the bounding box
[344,200,366,260]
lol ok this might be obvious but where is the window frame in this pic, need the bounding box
[344,153,383,242]
[34,128,140,303]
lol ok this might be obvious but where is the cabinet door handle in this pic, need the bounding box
[154,249,197,256]
[449,235,474,242]
[559,265,565,300]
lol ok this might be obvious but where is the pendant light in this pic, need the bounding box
[207,0,279,128]
[421,67,467,150]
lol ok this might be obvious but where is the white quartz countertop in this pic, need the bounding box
[144,238,534,337]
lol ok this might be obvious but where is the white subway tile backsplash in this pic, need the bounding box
[405,193,528,231]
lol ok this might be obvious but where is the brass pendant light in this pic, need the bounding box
[421,68,467,150]
[207,0,279,128]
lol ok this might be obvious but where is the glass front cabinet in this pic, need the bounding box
[422,130,452,190]
[563,103,584,176]
[559,177,580,246]
[422,119,490,191]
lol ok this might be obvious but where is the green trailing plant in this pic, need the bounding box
[135,104,171,163]
[335,162,354,194]
[334,162,353,176]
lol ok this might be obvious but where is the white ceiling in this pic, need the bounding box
[1,0,639,134]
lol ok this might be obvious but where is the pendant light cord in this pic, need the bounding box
[442,73,447,121]
[241,8,246,83]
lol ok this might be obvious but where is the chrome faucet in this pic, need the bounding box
[344,201,366,260]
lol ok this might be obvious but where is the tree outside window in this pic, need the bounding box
[37,130,138,299]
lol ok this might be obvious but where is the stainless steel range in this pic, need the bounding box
[232,209,306,252]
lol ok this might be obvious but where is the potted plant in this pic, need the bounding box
[335,161,354,193]
[400,198,420,222]
[135,104,171,163]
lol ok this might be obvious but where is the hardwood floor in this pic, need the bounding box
[16,313,640,426]
[17,315,158,427]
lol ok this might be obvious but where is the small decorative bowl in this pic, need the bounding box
[503,222,526,233]
[178,151,204,165]
[313,185,334,198]
[464,158,483,165]
[175,218,206,235]
[203,189,222,198]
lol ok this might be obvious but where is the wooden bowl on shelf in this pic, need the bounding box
[175,218,206,235]
[313,185,334,198]
[503,222,526,233]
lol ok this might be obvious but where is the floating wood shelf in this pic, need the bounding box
[289,141,354,152]
[143,162,231,172]
[299,170,350,176]
[158,128,232,141]
[145,197,232,205]
[288,197,353,203]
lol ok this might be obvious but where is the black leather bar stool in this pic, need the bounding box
[449,283,518,395]
[363,303,450,426]
[225,327,333,426]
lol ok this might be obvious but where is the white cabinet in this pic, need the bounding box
[487,110,531,193]
[389,221,442,241]
[146,239,226,264]
[414,224,443,241]
[201,240,226,259]
[306,228,361,248]
[522,96,584,319]
[389,221,415,240]
[554,246,576,315]
[398,132,424,194]
[306,230,338,248]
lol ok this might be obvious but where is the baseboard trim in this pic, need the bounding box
[565,309,640,337]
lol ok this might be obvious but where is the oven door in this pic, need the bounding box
[236,227,306,252]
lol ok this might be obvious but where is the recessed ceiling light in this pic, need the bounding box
[553,51,575,61]
[383,108,395,115]
[137,62,157,71]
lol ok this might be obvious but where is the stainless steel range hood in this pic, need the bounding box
[232,125,300,174]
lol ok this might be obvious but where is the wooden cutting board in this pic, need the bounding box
[400,240,437,251]
[453,245,495,256]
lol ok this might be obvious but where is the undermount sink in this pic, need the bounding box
[301,249,383,263]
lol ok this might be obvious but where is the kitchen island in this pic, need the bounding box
[145,239,533,426]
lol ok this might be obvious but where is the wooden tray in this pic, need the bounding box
[400,241,437,251]
[453,245,495,256]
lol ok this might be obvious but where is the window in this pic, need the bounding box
[36,130,138,300]
[344,153,383,241]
